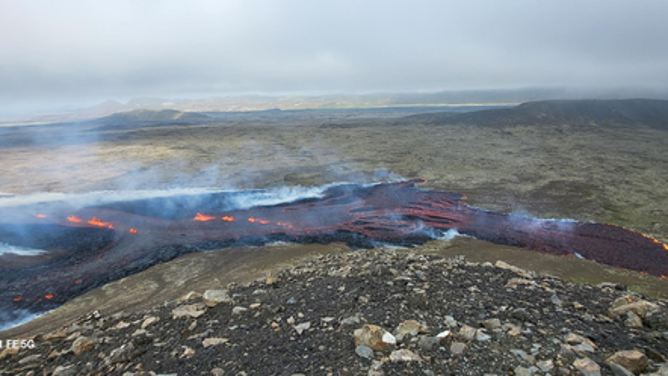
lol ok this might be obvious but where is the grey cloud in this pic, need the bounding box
[1,0,668,113]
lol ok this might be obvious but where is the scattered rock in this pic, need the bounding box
[444,316,458,328]
[294,322,311,335]
[537,360,554,372]
[105,342,136,366]
[573,357,601,376]
[436,330,451,339]
[111,321,131,330]
[203,289,233,307]
[481,318,501,330]
[645,308,668,330]
[2,249,666,375]
[625,312,643,328]
[450,342,467,356]
[510,349,529,361]
[131,328,147,337]
[564,332,598,349]
[232,306,249,316]
[202,338,228,348]
[353,325,396,351]
[44,331,68,341]
[18,354,41,364]
[180,347,195,358]
[210,368,225,376]
[417,337,440,351]
[605,350,648,374]
[172,304,206,319]
[457,325,477,341]
[395,319,426,340]
[341,315,361,326]
[645,347,667,363]
[52,365,77,376]
[71,337,97,355]
[389,349,422,362]
[608,362,634,376]
[551,293,563,306]
[610,296,658,318]
[476,329,491,341]
[177,291,202,302]
[355,345,374,359]
[0,347,19,360]
[514,366,534,376]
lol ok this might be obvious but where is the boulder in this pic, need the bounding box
[203,289,233,307]
[573,357,601,376]
[353,325,395,351]
[71,336,97,355]
[606,350,648,374]
[609,296,658,318]
[395,319,427,340]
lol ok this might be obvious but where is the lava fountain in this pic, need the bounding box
[1,180,667,326]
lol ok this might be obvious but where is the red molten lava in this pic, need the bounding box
[2,180,667,320]
[193,213,216,221]
[67,215,83,223]
[88,217,114,229]
[248,217,270,224]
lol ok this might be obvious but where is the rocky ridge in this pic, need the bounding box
[1,249,667,375]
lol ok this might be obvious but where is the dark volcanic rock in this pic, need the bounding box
[0,250,666,375]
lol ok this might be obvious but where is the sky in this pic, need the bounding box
[1,0,668,113]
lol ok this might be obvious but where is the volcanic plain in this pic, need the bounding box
[1,100,667,340]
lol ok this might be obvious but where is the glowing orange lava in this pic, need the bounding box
[88,217,114,229]
[13,296,22,302]
[193,213,216,221]
[222,216,235,222]
[248,217,270,224]
[75,280,82,284]
[129,228,138,234]
[44,294,54,299]
[34,214,48,218]
[67,216,83,223]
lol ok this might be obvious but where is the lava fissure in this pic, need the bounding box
[1,179,667,326]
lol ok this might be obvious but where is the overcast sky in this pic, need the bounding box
[2,0,668,113]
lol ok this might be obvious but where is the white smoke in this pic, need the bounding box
[0,309,50,332]
[0,243,47,257]
[435,228,463,241]
[0,185,331,211]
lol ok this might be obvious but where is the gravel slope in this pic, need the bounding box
[1,249,667,375]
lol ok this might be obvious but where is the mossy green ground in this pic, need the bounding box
[1,108,667,337]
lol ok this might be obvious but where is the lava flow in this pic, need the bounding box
[1,180,667,325]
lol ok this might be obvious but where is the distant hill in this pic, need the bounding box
[79,99,126,116]
[92,109,209,128]
[407,99,668,130]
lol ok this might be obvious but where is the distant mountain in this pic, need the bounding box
[93,109,209,128]
[407,99,668,130]
[79,99,126,116]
